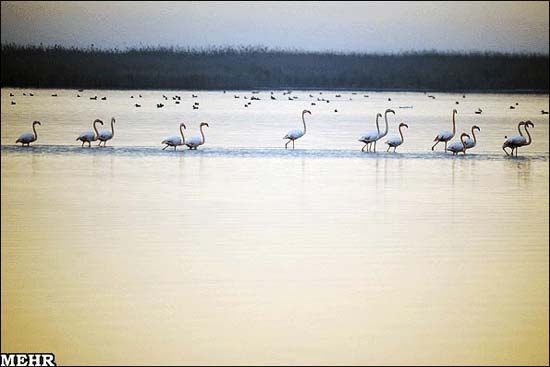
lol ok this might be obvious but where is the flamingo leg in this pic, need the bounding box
[431,140,439,151]
[387,145,391,152]
[292,140,295,150]
[444,141,448,152]
[174,146,176,151]
[361,143,367,152]
[373,141,377,152]
[81,141,84,147]
[285,140,290,149]
[503,146,510,156]
[162,145,168,150]
[394,146,397,152]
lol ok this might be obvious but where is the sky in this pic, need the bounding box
[1,1,548,54]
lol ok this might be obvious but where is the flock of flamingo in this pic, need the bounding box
[15,108,536,156]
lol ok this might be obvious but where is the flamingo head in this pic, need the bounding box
[303,110,312,115]
[453,109,458,114]
[180,122,187,129]
[32,121,42,126]
[111,117,116,124]
[525,121,534,128]
[400,123,409,129]
[94,119,104,126]
[386,109,396,115]
[473,125,480,131]
[200,122,209,128]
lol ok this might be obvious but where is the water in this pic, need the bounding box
[1,88,549,365]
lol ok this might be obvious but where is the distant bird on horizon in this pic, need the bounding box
[101,96,107,100]
[135,104,141,107]
[542,110,549,115]
[90,96,97,100]
[11,101,16,105]
[475,108,482,114]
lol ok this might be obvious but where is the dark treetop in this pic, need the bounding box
[1,44,548,92]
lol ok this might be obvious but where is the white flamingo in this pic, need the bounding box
[162,123,186,150]
[447,133,470,155]
[373,108,396,149]
[97,117,115,146]
[432,109,458,151]
[463,125,480,152]
[359,113,382,152]
[76,119,103,147]
[16,121,42,146]
[503,121,534,157]
[284,110,311,149]
[185,122,209,150]
[385,122,408,152]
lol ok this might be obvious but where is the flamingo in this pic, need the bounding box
[76,119,103,147]
[97,117,115,146]
[446,133,470,155]
[185,122,209,150]
[162,123,186,150]
[359,113,382,152]
[503,121,534,157]
[16,121,42,146]
[373,108,396,149]
[385,123,408,152]
[284,110,311,149]
[432,109,458,151]
[463,125,480,152]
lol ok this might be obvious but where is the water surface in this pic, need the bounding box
[1,89,549,365]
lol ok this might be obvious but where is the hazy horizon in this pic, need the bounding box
[1,1,549,55]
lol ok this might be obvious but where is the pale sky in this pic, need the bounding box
[1,1,549,54]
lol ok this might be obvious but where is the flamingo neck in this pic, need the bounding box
[93,120,102,137]
[471,127,477,144]
[452,111,456,136]
[523,125,532,145]
[381,112,389,137]
[200,125,206,144]
[517,122,525,136]
[375,115,380,135]
[179,125,186,145]
[399,125,405,143]
[460,135,468,149]
[302,113,307,134]
[110,119,115,137]
[32,123,38,139]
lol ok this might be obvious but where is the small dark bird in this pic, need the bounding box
[139,94,142,98]
[244,104,248,108]
[131,96,134,98]
[510,106,515,109]
[515,102,519,106]
[90,96,97,100]
[334,109,338,112]
[326,100,330,103]
[271,96,276,100]
[175,101,180,104]
[311,102,316,106]
[78,89,84,92]
[9,93,14,96]
[388,98,392,101]
[77,95,81,97]
[462,95,466,98]
[475,108,482,114]
[542,110,549,115]
[23,93,27,96]
[51,94,58,97]
[455,101,459,105]
[29,93,34,96]
[101,97,107,100]
[194,102,199,105]
[335,94,341,98]
[192,105,198,110]
[192,94,198,98]
[364,95,369,98]
[135,104,141,107]
[288,97,293,101]
[11,101,16,105]
[234,95,240,99]
[157,103,164,108]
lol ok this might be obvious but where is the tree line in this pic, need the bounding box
[1,44,548,91]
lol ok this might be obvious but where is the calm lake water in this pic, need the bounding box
[1,88,549,365]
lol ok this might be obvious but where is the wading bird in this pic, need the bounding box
[385,122,408,152]
[432,109,457,151]
[162,123,186,150]
[16,121,42,147]
[185,122,209,150]
[373,108,396,149]
[447,133,470,155]
[97,117,115,146]
[503,121,534,157]
[284,110,311,149]
[359,113,382,152]
[463,125,480,152]
[76,119,103,147]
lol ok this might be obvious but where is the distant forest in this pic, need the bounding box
[1,44,549,92]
